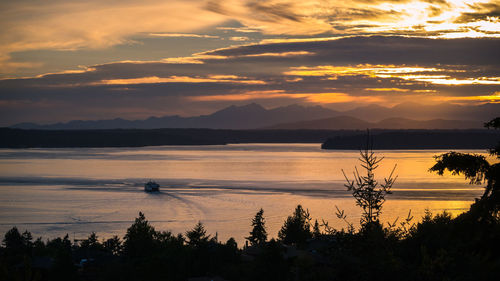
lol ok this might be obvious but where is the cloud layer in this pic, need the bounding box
[1,0,499,76]
[1,36,499,125]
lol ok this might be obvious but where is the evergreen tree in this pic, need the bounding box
[246,208,268,245]
[22,230,33,248]
[312,219,321,238]
[2,227,24,250]
[80,232,102,250]
[103,235,122,255]
[278,205,312,246]
[186,221,210,247]
[342,136,397,227]
[226,237,238,250]
[123,212,157,257]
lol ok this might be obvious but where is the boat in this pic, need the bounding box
[144,180,160,192]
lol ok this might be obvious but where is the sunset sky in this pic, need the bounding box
[0,0,499,125]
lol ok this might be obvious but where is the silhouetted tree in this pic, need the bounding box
[103,235,122,255]
[45,234,76,279]
[226,237,238,250]
[485,117,500,129]
[252,239,288,281]
[246,208,268,245]
[486,118,500,158]
[342,137,397,226]
[430,117,500,219]
[80,232,102,249]
[2,227,25,251]
[312,219,321,238]
[123,212,157,257]
[278,205,312,245]
[186,221,210,247]
[21,230,32,248]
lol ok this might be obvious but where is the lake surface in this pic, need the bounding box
[0,144,490,244]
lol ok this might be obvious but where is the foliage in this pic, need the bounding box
[226,237,238,250]
[2,227,26,250]
[103,235,122,255]
[278,205,312,246]
[430,117,500,219]
[312,220,321,238]
[386,209,415,239]
[342,140,397,226]
[80,232,102,250]
[484,117,500,130]
[185,221,210,247]
[123,211,158,258]
[246,208,268,245]
[336,205,355,233]
[1,206,499,281]
[430,152,490,184]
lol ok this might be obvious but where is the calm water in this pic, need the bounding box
[0,144,490,244]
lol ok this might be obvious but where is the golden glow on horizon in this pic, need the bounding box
[304,93,383,104]
[190,89,500,105]
[189,91,382,104]
[436,92,500,102]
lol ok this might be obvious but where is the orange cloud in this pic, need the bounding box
[285,64,500,85]
[400,76,500,85]
[229,36,250,41]
[96,76,267,85]
[284,65,445,77]
[208,0,500,38]
[148,33,219,39]
[365,88,410,92]
[238,51,314,57]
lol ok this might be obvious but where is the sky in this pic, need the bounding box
[0,0,499,125]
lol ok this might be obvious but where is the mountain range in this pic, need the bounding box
[11,102,499,130]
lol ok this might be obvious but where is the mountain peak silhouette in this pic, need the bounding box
[11,102,500,130]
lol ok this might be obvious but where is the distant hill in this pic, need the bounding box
[264,116,483,130]
[322,130,500,150]
[0,128,358,148]
[12,103,339,130]
[342,102,500,122]
[11,102,499,130]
